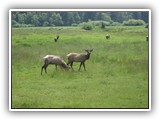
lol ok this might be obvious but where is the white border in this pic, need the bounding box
[9,9,151,111]
[9,9,12,111]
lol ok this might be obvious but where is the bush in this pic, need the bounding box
[12,23,34,28]
[88,20,110,27]
[12,20,17,25]
[111,22,122,26]
[43,22,49,26]
[123,19,145,26]
[79,22,93,30]
[71,23,78,27]
[145,23,148,28]
[101,22,106,29]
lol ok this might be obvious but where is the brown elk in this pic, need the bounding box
[41,55,69,75]
[66,49,93,71]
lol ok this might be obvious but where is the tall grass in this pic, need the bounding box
[11,26,149,109]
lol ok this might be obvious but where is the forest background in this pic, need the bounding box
[11,11,148,27]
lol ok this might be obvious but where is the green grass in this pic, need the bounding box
[11,26,149,109]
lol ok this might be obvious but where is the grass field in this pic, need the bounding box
[11,26,149,109]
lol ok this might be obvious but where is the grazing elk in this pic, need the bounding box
[146,35,148,42]
[66,49,93,71]
[41,55,69,75]
[106,34,110,39]
[54,35,59,42]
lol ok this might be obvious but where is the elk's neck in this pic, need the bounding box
[86,53,90,60]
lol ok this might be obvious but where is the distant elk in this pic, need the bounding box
[66,49,93,71]
[146,36,148,42]
[106,34,110,39]
[54,35,59,42]
[41,55,69,75]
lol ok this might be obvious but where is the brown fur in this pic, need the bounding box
[41,55,69,75]
[66,49,93,71]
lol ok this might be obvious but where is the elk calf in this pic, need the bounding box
[41,55,69,75]
[66,49,93,71]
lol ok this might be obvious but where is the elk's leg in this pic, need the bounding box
[83,62,86,71]
[44,64,48,74]
[70,62,74,70]
[41,65,44,75]
[67,61,71,65]
[67,60,74,70]
[41,64,48,75]
[79,62,83,71]
[55,65,57,70]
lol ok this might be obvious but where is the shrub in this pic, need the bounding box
[111,22,122,26]
[123,19,145,26]
[88,20,110,27]
[12,20,17,25]
[12,23,34,28]
[50,24,55,27]
[43,22,49,26]
[145,23,148,28]
[71,23,78,27]
[79,22,93,30]
[101,22,106,29]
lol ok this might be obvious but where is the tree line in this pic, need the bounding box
[11,11,149,27]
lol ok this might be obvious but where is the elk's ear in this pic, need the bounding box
[90,49,93,52]
[84,49,88,52]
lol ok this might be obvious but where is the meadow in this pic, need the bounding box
[11,26,149,109]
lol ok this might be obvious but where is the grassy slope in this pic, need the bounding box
[11,26,149,108]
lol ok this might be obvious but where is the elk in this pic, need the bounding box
[66,49,93,71]
[146,35,148,42]
[54,35,59,42]
[106,34,110,39]
[41,55,69,75]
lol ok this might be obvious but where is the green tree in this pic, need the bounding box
[101,13,112,22]
[25,12,33,24]
[17,13,26,24]
[12,12,18,21]
[55,13,63,25]
[132,12,142,19]
[141,12,149,23]
[43,21,49,26]
[31,14,40,26]
[83,12,96,22]
[110,12,133,23]
[48,13,63,26]
[11,11,149,27]
[60,12,68,25]
[12,20,17,25]
[73,12,81,24]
